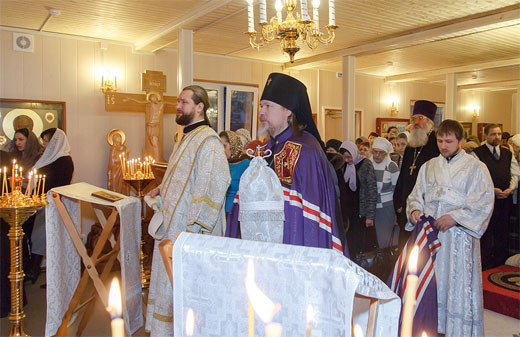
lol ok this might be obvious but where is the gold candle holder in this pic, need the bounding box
[1,165,47,337]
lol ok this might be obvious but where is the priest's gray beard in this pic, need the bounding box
[408,123,433,148]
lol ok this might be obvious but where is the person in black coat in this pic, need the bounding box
[28,128,74,283]
[393,100,440,249]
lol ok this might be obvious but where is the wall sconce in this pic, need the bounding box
[100,70,117,93]
[468,104,480,119]
[385,97,400,115]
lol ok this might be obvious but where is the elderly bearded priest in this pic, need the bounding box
[407,120,494,337]
[226,73,345,255]
[145,85,230,336]
[394,100,440,248]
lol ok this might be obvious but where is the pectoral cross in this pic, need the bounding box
[409,163,417,175]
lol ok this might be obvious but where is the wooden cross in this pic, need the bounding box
[409,163,417,175]
[103,70,177,161]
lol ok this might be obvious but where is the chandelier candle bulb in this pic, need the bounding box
[400,245,419,337]
[313,0,319,26]
[247,0,255,33]
[275,0,282,22]
[259,0,267,23]
[328,0,335,26]
[301,0,309,21]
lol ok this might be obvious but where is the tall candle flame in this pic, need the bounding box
[107,277,122,317]
[409,246,419,274]
[306,304,315,324]
[186,308,195,336]
[245,259,281,323]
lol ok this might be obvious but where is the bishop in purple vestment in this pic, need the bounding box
[226,73,346,255]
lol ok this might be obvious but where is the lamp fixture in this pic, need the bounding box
[468,104,480,119]
[100,70,117,94]
[246,0,337,63]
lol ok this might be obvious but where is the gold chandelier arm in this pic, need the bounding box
[248,31,267,49]
[317,25,337,44]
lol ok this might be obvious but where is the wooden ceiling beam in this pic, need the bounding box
[458,79,520,90]
[284,4,520,69]
[384,58,520,83]
[135,0,233,51]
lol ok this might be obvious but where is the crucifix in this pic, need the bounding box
[409,163,416,175]
[103,70,177,162]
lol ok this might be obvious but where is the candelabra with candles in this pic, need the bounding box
[247,0,337,63]
[122,155,155,287]
[1,160,47,337]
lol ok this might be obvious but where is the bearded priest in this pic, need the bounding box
[145,85,230,336]
[407,119,494,337]
[394,100,440,248]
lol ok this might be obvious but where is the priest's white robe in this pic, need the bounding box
[406,150,494,337]
[145,125,230,336]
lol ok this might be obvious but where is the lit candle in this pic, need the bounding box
[25,172,32,197]
[301,0,309,21]
[421,332,428,337]
[42,175,46,196]
[275,0,283,22]
[259,0,266,23]
[306,304,314,337]
[328,0,335,26]
[265,322,282,337]
[106,277,125,337]
[247,0,255,33]
[312,0,320,28]
[186,308,195,336]
[400,246,419,337]
[11,160,15,192]
[353,324,364,337]
[36,175,42,197]
[2,167,5,196]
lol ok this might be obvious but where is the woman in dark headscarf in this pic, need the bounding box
[219,130,250,214]
[7,128,43,169]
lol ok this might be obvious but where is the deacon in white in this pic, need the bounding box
[145,85,230,336]
[407,119,494,337]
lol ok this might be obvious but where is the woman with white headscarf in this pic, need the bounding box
[29,128,74,284]
[339,141,377,257]
[370,137,400,248]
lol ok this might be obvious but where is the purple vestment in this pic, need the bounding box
[226,128,346,256]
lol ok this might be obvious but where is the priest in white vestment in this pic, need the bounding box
[407,119,494,337]
[145,85,231,336]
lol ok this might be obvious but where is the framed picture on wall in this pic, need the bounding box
[477,123,503,143]
[410,100,445,127]
[0,99,66,147]
[460,122,472,138]
[376,118,409,136]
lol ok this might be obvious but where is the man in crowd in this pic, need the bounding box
[407,119,494,337]
[226,72,345,255]
[472,124,519,269]
[394,100,439,248]
[390,132,408,168]
[146,85,230,336]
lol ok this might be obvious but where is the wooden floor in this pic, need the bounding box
[0,271,519,337]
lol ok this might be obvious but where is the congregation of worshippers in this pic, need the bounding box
[1,73,519,337]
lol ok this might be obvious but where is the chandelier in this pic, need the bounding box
[246,0,337,63]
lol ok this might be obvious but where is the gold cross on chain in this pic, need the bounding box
[409,163,417,175]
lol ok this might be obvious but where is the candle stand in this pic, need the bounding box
[124,177,154,288]
[0,181,47,337]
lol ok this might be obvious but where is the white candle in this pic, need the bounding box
[313,0,320,28]
[400,246,419,337]
[259,0,267,23]
[275,0,283,22]
[301,0,309,21]
[247,0,255,33]
[265,322,282,337]
[328,0,335,26]
[107,278,125,337]
[186,309,195,336]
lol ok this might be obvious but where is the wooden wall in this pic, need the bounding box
[0,28,515,188]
